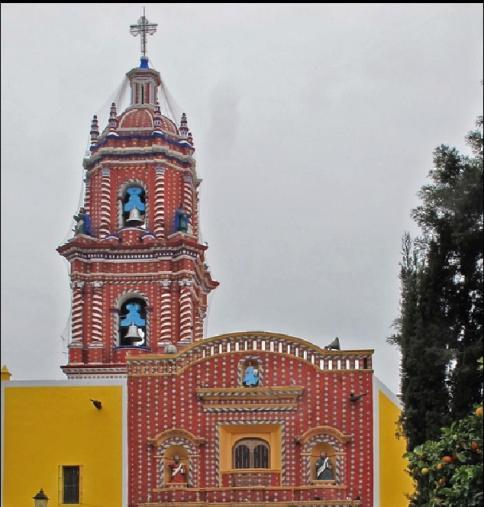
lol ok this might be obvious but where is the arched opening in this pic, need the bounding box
[121,184,146,227]
[233,438,269,469]
[118,297,147,347]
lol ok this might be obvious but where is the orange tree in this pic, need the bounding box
[406,405,483,506]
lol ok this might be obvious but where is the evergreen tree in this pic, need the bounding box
[391,117,483,449]
[391,234,451,449]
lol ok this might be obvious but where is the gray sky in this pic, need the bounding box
[1,4,482,394]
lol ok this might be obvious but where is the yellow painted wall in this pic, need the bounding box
[2,384,124,507]
[379,389,413,507]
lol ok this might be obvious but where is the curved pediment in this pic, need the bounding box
[182,331,373,358]
[148,428,206,447]
[127,331,373,376]
[297,425,352,445]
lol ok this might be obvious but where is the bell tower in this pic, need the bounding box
[58,12,218,378]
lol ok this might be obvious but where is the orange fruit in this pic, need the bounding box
[476,406,483,417]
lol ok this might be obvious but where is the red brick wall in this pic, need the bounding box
[59,110,217,377]
[128,334,373,506]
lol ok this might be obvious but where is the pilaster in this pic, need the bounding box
[159,280,172,347]
[154,166,166,238]
[99,166,112,237]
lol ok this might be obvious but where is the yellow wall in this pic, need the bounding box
[2,383,124,507]
[379,389,413,507]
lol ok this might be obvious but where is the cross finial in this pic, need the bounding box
[130,7,157,58]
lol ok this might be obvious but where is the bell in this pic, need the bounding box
[126,208,143,224]
[124,324,143,343]
[324,337,340,350]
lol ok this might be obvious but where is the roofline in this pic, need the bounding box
[374,376,402,408]
[127,330,374,361]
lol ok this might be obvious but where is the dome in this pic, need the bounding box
[117,107,179,135]
[119,108,153,129]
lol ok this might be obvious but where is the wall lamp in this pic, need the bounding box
[33,489,48,507]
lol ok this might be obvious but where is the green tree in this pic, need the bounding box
[391,234,451,449]
[413,117,483,419]
[390,117,483,449]
[406,406,483,507]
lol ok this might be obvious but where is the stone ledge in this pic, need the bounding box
[196,386,304,401]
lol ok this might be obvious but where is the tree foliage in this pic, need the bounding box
[406,406,483,507]
[390,116,483,450]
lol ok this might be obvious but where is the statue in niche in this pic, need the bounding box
[73,207,92,236]
[174,206,190,233]
[123,187,145,224]
[168,455,187,483]
[315,451,334,480]
[242,364,259,387]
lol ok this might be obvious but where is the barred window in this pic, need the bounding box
[254,444,269,468]
[234,444,250,469]
[233,439,269,469]
[63,466,80,504]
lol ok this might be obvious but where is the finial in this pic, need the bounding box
[187,131,194,146]
[1,365,12,381]
[90,115,99,145]
[109,103,118,132]
[180,113,188,138]
[130,8,157,62]
[324,337,340,350]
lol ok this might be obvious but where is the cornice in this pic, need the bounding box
[196,386,304,401]
[85,142,194,169]
[61,364,128,379]
[57,241,207,260]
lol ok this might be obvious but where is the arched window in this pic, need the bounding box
[234,444,250,469]
[122,185,146,227]
[118,297,147,347]
[233,439,269,469]
[254,444,269,468]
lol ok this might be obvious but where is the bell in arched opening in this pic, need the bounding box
[119,297,147,347]
[123,186,146,227]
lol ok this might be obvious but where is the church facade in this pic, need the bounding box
[1,13,414,507]
[128,332,374,506]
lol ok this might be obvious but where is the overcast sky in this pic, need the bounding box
[1,4,482,394]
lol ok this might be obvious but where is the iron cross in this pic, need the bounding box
[130,8,157,57]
